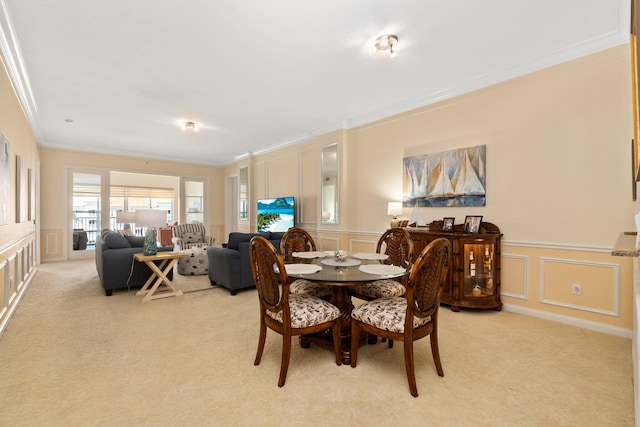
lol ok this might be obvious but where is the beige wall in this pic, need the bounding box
[38,147,224,260]
[12,43,633,334]
[0,55,38,331]
[236,45,634,334]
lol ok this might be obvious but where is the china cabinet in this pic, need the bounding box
[405,221,502,311]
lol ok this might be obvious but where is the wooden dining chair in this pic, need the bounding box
[280,227,332,299]
[249,236,341,387]
[350,228,414,301]
[350,237,451,397]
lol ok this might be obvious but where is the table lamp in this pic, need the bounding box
[387,202,403,228]
[135,209,167,255]
[115,211,135,232]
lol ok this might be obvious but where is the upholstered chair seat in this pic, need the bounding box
[266,293,339,328]
[350,279,406,300]
[351,297,431,333]
[289,279,333,299]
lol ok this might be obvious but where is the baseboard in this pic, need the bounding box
[503,303,632,339]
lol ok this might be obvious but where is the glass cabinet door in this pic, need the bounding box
[463,242,496,298]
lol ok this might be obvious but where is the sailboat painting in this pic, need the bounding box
[403,145,486,207]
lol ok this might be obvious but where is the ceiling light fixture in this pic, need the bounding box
[371,34,398,59]
[182,121,197,131]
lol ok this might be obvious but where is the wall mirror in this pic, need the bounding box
[239,166,248,220]
[321,143,339,224]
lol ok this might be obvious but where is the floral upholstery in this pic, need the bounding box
[266,293,339,329]
[351,279,405,299]
[289,279,332,298]
[177,248,208,275]
[351,297,431,334]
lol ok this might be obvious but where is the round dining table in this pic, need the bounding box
[286,251,410,364]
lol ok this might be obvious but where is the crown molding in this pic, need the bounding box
[346,0,630,130]
[0,0,43,142]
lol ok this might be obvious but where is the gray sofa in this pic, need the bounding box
[207,231,284,295]
[95,229,174,296]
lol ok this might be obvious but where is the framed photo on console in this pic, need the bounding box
[441,217,455,232]
[464,215,482,234]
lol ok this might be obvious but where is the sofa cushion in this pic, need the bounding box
[270,232,285,241]
[182,231,202,244]
[103,231,131,249]
[227,232,271,250]
[124,235,145,247]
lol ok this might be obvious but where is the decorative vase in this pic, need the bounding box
[143,229,158,255]
[472,284,482,297]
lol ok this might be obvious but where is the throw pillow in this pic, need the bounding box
[182,232,202,244]
[124,235,145,247]
[103,231,131,249]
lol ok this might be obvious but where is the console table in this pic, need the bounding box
[405,221,503,311]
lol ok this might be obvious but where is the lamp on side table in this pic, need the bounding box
[135,209,167,255]
[387,202,403,228]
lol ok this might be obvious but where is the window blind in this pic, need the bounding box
[110,186,174,198]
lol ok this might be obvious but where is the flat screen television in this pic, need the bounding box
[257,197,295,232]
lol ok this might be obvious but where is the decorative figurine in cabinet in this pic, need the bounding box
[405,221,502,311]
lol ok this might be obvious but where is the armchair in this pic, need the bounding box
[171,223,215,250]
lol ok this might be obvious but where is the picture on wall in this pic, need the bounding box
[0,134,7,225]
[403,144,486,207]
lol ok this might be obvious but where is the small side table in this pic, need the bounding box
[133,251,187,302]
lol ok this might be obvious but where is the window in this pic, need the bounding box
[110,186,173,230]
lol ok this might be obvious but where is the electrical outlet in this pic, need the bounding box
[572,283,582,295]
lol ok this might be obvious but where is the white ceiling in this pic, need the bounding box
[0,0,630,166]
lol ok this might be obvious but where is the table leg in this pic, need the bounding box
[300,286,358,365]
[137,259,169,295]
[136,258,183,302]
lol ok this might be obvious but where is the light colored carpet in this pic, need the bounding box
[0,259,634,426]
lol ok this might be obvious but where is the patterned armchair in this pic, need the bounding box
[171,223,215,251]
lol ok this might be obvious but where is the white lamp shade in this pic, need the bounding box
[116,211,135,224]
[387,202,403,217]
[134,209,166,228]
